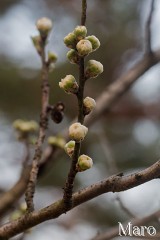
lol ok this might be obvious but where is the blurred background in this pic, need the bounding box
[1,0,160,239]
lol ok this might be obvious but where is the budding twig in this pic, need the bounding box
[25,19,52,212]
[63,0,87,210]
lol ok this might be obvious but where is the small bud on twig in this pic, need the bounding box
[83,96,96,115]
[64,140,75,157]
[64,32,77,49]
[76,39,92,57]
[48,136,66,148]
[74,25,87,40]
[31,35,42,55]
[69,122,88,142]
[36,17,53,37]
[77,154,93,171]
[86,35,100,51]
[67,49,80,64]
[85,60,103,79]
[59,75,79,94]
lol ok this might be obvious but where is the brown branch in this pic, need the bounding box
[1,48,160,220]
[25,36,50,212]
[63,0,87,210]
[145,0,155,54]
[81,0,87,25]
[85,49,160,127]
[1,159,160,238]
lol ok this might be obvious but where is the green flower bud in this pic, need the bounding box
[59,75,79,94]
[31,35,42,55]
[10,210,22,221]
[85,60,103,79]
[77,154,93,171]
[48,51,57,63]
[36,17,53,37]
[67,49,79,64]
[76,39,92,57]
[19,202,27,213]
[13,120,38,133]
[64,32,77,49]
[74,25,87,40]
[69,122,88,142]
[86,35,100,51]
[83,97,96,115]
[48,136,66,148]
[64,140,75,157]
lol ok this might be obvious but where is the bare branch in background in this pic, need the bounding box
[97,125,118,174]
[145,0,155,54]
[1,158,160,238]
[91,210,160,240]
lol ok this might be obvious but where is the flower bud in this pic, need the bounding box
[31,35,42,55]
[67,49,79,64]
[59,75,79,94]
[69,123,88,142]
[74,25,87,40]
[48,51,57,63]
[48,136,66,148]
[83,97,96,115]
[77,154,93,171]
[85,60,103,79]
[36,17,52,37]
[13,120,38,133]
[64,32,77,49]
[64,140,75,157]
[86,35,100,51]
[76,39,92,57]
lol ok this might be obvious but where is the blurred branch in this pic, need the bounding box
[85,48,160,127]
[25,34,50,213]
[1,158,160,238]
[97,126,118,174]
[116,195,136,219]
[91,210,160,240]
[145,0,155,54]
[0,140,30,217]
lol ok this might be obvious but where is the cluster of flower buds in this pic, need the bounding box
[13,119,38,140]
[48,136,66,148]
[65,123,93,172]
[63,25,103,79]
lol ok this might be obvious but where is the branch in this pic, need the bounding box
[63,0,87,210]
[1,159,160,238]
[145,0,155,54]
[85,49,160,127]
[25,35,50,212]
[91,210,160,240]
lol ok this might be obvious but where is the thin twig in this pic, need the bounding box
[25,36,50,213]
[63,0,87,210]
[81,0,87,25]
[145,0,155,54]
